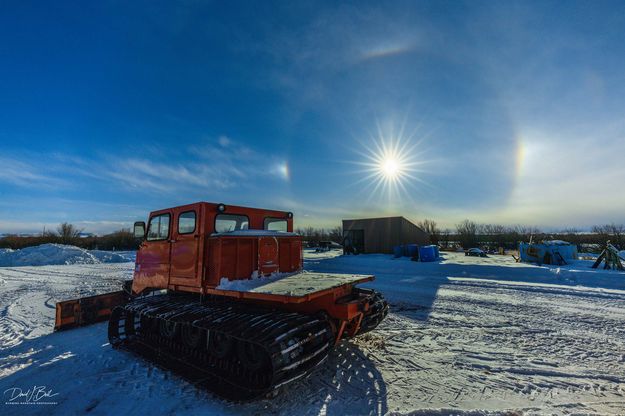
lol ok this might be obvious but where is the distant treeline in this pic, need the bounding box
[297,220,625,251]
[295,226,343,246]
[441,220,625,251]
[0,223,140,251]
[2,221,623,252]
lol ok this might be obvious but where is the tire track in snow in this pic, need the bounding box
[0,316,27,350]
[0,263,132,350]
[338,277,625,414]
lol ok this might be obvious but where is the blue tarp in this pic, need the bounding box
[394,244,440,261]
[393,245,403,258]
[419,245,439,262]
[405,244,418,257]
[519,241,578,265]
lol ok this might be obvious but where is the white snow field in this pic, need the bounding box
[1,248,625,415]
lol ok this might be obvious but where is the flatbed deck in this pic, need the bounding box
[206,272,374,303]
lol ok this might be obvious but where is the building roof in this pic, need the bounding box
[342,216,426,233]
[343,216,408,222]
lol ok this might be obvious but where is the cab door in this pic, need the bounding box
[169,207,201,287]
[137,210,173,290]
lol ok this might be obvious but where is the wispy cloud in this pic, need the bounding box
[0,136,290,199]
[0,156,67,189]
[106,158,234,192]
[190,135,290,181]
[244,4,426,108]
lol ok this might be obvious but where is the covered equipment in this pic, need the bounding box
[519,240,578,265]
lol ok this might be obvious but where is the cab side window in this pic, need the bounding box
[178,211,196,234]
[215,214,249,233]
[147,214,170,241]
[264,217,287,232]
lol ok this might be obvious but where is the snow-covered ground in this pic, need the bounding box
[1,248,625,415]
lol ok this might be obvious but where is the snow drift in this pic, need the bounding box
[0,244,133,267]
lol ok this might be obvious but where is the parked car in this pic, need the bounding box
[465,248,487,257]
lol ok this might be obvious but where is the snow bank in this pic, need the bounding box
[90,249,136,263]
[0,244,131,267]
[542,239,571,245]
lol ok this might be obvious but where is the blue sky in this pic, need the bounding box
[1,0,624,234]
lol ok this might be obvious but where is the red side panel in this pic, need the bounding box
[258,237,279,275]
[237,239,256,279]
[278,240,290,272]
[206,236,302,289]
[207,238,260,287]
[220,239,238,279]
[278,238,302,271]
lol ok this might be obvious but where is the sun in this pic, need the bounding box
[380,157,401,179]
[372,145,410,185]
[349,123,428,203]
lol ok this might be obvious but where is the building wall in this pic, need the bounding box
[402,217,430,247]
[342,217,430,254]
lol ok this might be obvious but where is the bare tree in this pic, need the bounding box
[593,223,625,248]
[41,226,56,238]
[607,223,624,248]
[592,224,610,243]
[560,227,581,246]
[481,224,495,236]
[295,226,335,245]
[512,225,541,242]
[513,225,530,236]
[481,224,506,248]
[440,228,451,248]
[456,219,478,249]
[57,222,83,245]
[328,225,343,243]
[418,219,440,245]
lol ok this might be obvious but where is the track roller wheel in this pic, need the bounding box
[140,314,156,333]
[124,311,140,338]
[108,306,127,347]
[237,340,270,371]
[181,323,205,349]
[159,319,178,339]
[207,331,234,359]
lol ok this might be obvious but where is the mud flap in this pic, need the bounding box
[54,291,129,331]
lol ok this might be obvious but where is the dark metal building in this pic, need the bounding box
[342,216,430,254]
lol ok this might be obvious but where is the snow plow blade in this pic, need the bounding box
[55,291,129,331]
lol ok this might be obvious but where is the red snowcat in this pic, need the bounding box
[54,202,388,400]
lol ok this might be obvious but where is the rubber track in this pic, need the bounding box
[356,290,389,335]
[108,294,333,400]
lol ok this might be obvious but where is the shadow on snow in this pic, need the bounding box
[0,324,387,416]
[305,252,625,323]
